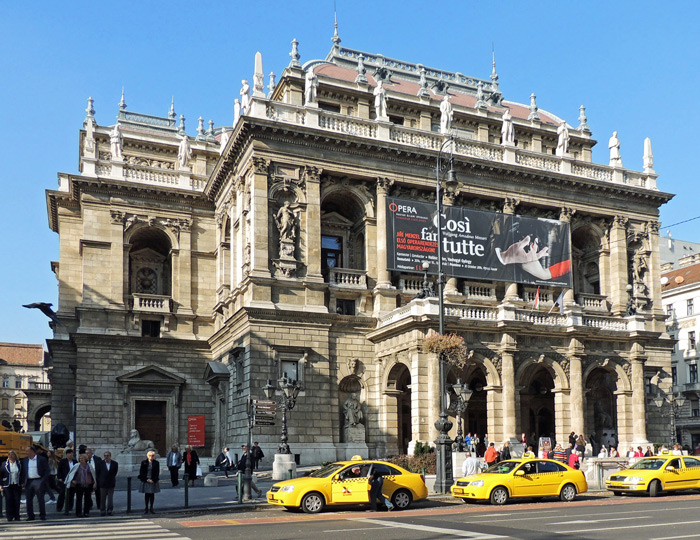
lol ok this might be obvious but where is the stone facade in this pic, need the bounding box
[0,343,50,431]
[46,40,674,463]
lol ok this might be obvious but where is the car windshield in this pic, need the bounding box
[628,459,666,470]
[485,461,521,474]
[308,463,345,478]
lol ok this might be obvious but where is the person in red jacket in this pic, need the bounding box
[484,442,499,467]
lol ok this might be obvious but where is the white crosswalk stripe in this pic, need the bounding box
[0,517,191,540]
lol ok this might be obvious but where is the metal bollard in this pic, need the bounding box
[288,469,293,480]
[183,473,189,508]
[237,472,242,504]
[126,477,132,514]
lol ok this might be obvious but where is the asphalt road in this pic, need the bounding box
[159,493,700,540]
[8,492,700,539]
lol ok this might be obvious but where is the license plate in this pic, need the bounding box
[454,488,463,494]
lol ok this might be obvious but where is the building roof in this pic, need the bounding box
[659,235,700,268]
[0,343,45,367]
[661,262,700,293]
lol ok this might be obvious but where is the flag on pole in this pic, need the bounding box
[548,290,565,314]
[533,286,540,310]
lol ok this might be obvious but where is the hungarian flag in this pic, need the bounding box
[533,286,540,310]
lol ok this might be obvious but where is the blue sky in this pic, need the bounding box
[2,1,699,346]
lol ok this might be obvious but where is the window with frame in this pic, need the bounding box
[690,364,699,384]
[666,304,675,317]
[689,331,696,350]
[1,378,8,389]
[691,400,700,418]
[15,379,22,389]
[689,299,695,316]
[322,235,343,270]
[672,366,678,386]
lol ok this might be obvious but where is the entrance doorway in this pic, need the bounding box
[135,400,166,455]
[520,367,555,444]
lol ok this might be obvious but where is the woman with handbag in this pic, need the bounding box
[66,454,95,517]
[0,451,24,521]
[182,445,199,487]
[138,450,160,514]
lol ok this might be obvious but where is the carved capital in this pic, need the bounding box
[376,177,394,195]
[252,157,269,175]
[612,215,628,229]
[503,197,519,214]
[646,220,661,236]
[110,210,124,224]
[303,165,322,183]
[559,207,576,222]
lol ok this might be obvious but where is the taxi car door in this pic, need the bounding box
[370,463,399,499]
[536,460,565,496]
[330,464,370,504]
[511,461,540,498]
[682,457,700,489]
[661,458,684,491]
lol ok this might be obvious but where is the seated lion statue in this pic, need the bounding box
[126,428,155,452]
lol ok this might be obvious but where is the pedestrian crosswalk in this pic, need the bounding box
[0,516,191,539]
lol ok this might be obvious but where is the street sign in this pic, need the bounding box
[253,399,277,426]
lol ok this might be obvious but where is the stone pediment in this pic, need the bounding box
[130,247,166,264]
[204,361,229,385]
[321,211,353,229]
[117,365,185,387]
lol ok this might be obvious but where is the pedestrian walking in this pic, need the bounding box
[461,451,480,477]
[138,450,160,514]
[166,444,183,487]
[484,442,499,467]
[21,445,49,521]
[97,451,118,516]
[45,450,60,503]
[85,448,102,512]
[500,441,512,461]
[57,448,77,514]
[252,442,265,470]
[216,447,231,478]
[183,445,199,486]
[66,454,95,517]
[368,467,394,512]
[0,450,24,521]
[237,445,263,497]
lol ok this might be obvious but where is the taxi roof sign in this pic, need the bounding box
[350,455,364,461]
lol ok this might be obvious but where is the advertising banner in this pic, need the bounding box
[187,415,205,447]
[386,197,572,288]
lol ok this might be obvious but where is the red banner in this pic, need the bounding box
[187,415,205,447]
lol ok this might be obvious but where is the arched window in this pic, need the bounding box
[128,227,172,297]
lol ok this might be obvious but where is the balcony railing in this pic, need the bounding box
[28,382,51,391]
[684,382,700,392]
[327,268,367,288]
[577,293,609,311]
[131,293,172,314]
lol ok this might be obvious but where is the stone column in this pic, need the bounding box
[568,355,584,434]
[174,222,193,316]
[305,167,323,280]
[250,157,271,279]
[375,177,393,288]
[646,221,663,322]
[609,216,629,315]
[110,212,125,307]
[503,198,519,302]
[229,202,236,288]
[501,351,516,440]
[630,345,648,444]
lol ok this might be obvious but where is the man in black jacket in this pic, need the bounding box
[57,449,78,513]
[96,451,119,516]
[500,441,512,461]
[21,445,49,521]
[85,448,103,512]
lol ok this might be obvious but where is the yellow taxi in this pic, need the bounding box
[605,452,700,496]
[267,456,428,513]
[451,452,588,505]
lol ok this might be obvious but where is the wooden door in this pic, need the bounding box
[135,400,166,455]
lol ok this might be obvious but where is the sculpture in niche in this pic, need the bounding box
[343,393,363,427]
[275,201,297,242]
[632,246,648,285]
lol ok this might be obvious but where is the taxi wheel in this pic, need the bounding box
[490,486,509,506]
[300,492,325,514]
[612,491,622,496]
[649,480,662,498]
[392,489,413,510]
[559,483,577,502]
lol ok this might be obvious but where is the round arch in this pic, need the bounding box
[384,360,412,454]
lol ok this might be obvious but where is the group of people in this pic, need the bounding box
[0,444,119,522]
[1,440,267,522]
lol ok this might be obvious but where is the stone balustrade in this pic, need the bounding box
[132,293,172,314]
[328,268,368,288]
[577,293,609,311]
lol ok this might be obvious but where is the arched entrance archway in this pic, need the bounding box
[447,365,488,452]
[386,364,411,454]
[33,404,51,431]
[520,366,556,444]
[585,367,619,452]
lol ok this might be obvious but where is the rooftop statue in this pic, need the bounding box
[240,80,251,113]
[556,122,569,156]
[501,109,514,145]
[177,135,192,169]
[439,94,453,134]
[609,131,622,167]
[305,69,318,104]
[110,124,123,161]
[373,80,387,119]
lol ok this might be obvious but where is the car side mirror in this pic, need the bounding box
[665,466,676,472]
[515,469,525,476]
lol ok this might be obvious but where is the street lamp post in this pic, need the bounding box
[451,379,473,452]
[653,391,686,445]
[264,374,301,455]
[434,136,459,493]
